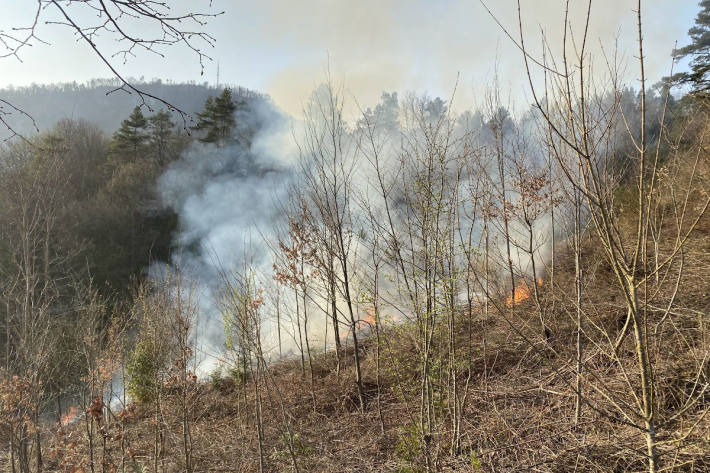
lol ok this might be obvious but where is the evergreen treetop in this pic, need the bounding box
[195,88,237,144]
[674,0,710,93]
[148,110,176,165]
[110,106,149,161]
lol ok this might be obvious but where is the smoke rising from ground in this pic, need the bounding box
[155,97,298,372]
[154,78,662,375]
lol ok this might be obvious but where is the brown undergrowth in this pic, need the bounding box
[32,222,710,472]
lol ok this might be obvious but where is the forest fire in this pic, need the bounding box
[506,277,543,307]
[360,307,377,330]
[60,406,79,427]
[339,308,377,340]
[335,279,544,341]
[340,305,408,340]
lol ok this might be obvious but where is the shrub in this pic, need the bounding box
[126,338,161,404]
[394,423,423,473]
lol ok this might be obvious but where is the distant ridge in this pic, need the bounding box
[0,79,263,138]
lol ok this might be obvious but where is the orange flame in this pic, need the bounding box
[60,406,79,427]
[340,307,377,340]
[506,277,543,307]
[359,315,376,330]
[359,306,376,329]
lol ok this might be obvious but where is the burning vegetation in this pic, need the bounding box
[2,2,710,473]
[505,277,544,307]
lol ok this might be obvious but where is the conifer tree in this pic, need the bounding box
[196,96,215,136]
[195,88,236,144]
[148,109,175,165]
[110,106,148,161]
[674,0,710,92]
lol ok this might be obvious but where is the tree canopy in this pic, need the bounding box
[674,0,710,92]
[110,106,148,162]
[194,88,237,144]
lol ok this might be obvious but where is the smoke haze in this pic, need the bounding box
[0,1,696,119]
[155,97,298,370]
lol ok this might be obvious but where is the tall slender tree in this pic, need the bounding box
[148,110,175,165]
[110,106,148,162]
[673,0,710,93]
[195,88,237,144]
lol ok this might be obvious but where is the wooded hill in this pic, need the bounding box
[2,3,710,472]
[0,80,259,138]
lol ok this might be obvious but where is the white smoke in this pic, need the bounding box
[153,88,572,375]
[154,97,299,373]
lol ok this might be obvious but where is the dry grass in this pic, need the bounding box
[6,127,710,473]
[35,247,709,472]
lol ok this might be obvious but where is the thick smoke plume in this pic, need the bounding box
[154,97,298,372]
[153,84,654,374]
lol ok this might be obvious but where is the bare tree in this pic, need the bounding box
[0,1,221,138]
[163,272,199,473]
[0,143,74,473]
[505,0,710,470]
[296,79,366,411]
[273,209,319,408]
[363,91,472,470]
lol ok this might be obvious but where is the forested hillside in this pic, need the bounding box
[1,2,710,473]
[0,80,259,138]
[0,85,267,300]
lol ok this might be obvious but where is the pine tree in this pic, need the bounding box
[195,96,215,137]
[148,110,175,165]
[674,0,710,93]
[110,106,148,161]
[194,88,236,144]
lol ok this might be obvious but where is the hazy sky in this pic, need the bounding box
[0,1,700,117]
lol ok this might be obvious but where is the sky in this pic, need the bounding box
[0,0,700,117]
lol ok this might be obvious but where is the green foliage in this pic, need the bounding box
[79,158,178,294]
[0,110,184,302]
[469,452,482,472]
[126,338,161,404]
[671,0,710,93]
[395,423,423,473]
[209,366,224,390]
[195,88,236,143]
[110,106,149,162]
[148,109,176,165]
[289,433,312,456]
[228,365,249,385]
[148,109,174,135]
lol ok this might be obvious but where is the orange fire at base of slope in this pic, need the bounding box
[359,306,377,331]
[358,315,376,330]
[506,277,543,308]
[336,280,543,339]
[60,406,79,427]
[338,307,383,341]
